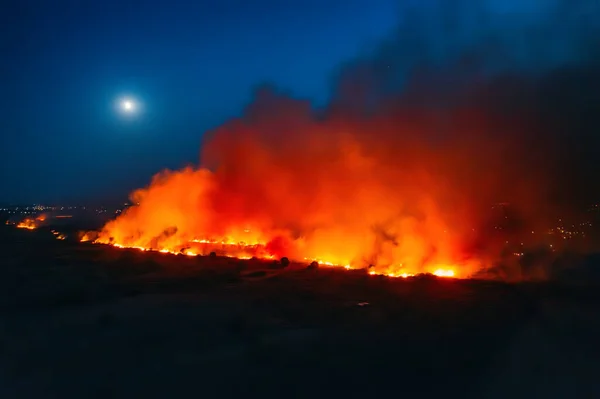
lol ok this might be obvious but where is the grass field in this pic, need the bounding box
[1,225,600,398]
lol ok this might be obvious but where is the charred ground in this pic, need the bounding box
[2,225,600,398]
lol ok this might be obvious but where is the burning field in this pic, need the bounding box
[15,214,47,230]
[55,1,595,283]
[80,89,553,279]
[82,83,598,281]
[75,5,600,282]
[3,2,600,397]
[11,214,72,236]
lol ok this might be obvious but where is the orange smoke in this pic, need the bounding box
[94,89,560,279]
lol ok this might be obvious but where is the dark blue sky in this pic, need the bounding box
[1,0,399,204]
[1,0,598,204]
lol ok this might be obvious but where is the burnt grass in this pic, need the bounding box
[1,226,600,398]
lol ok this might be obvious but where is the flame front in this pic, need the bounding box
[92,164,470,277]
[91,129,496,278]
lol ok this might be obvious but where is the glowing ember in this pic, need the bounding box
[51,230,66,240]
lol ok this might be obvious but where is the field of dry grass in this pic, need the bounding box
[1,225,600,398]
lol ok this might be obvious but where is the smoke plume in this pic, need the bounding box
[97,0,600,280]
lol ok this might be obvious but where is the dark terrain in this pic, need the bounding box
[1,225,600,398]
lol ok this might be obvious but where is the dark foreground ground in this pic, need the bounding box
[1,226,600,398]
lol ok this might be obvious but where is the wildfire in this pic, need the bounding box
[16,220,36,230]
[87,166,475,278]
[15,214,47,230]
[17,219,38,230]
[86,145,487,278]
[84,82,557,281]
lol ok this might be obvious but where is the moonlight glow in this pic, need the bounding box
[120,98,137,113]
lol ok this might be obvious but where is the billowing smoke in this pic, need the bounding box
[96,0,600,280]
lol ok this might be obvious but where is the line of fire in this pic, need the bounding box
[5,200,599,282]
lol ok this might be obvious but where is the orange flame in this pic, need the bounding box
[16,218,38,230]
[92,160,474,278]
[433,269,456,278]
[15,214,48,230]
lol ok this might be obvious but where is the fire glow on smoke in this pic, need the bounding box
[84,77,567,280]
[86,153,480,278]
[26,3,600,281]
[85,77,568,281]
[84,87,558,280]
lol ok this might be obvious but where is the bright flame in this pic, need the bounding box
[433,269,456,278]
[16,219,37,230]
[16,214,46,230]
[90,165,473,279]
[90,169,478,277]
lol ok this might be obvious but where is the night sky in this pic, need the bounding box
[1,0,398,204]
[1,0,599,205]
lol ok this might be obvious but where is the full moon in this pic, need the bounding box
[120,98,136,113]
[115,95,143,117]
